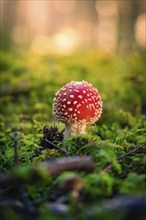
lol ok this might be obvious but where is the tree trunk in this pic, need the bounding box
[0,0,17,49]
[117,0,140,54]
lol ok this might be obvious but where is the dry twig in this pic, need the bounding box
[0,156,95,188]
[103,142,146,173]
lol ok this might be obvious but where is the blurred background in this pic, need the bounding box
[0,0,145,55]
[0,0,145,125]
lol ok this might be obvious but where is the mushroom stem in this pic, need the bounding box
[64,122,87,140]
[64,124,71,140]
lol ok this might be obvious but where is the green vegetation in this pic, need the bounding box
[0,50,146,220]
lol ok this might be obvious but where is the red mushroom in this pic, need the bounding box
[53,81,102,139]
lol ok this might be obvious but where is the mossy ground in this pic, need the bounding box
[0,50,146,220]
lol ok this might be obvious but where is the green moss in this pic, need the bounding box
[0,50,145,219]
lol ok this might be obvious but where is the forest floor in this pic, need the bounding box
[0,50,146,220]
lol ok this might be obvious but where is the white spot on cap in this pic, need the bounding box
[64,112,68,115]
[62,99,66,102]
[63,92,67,95]
[82,90,86,94]
[73,101,77,105]
[75,89,79,92]
[68,108,73,111]
[78,95,82,99]
[77,104,81,108]
[89,104,94,109]
[70,95,74,98]
[67,101,71,105]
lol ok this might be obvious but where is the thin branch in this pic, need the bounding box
[0,156,95,188]
[103,142,146,173]
[44,156,96,175]
[44,138,69,157]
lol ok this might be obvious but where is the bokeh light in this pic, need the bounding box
[52,27,80,54]
[31,28,80,55]
[95,0,117,17]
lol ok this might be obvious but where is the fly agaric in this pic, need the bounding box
[53,81,102,139]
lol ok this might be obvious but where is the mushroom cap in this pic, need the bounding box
[53,81,102,125]
[60,176,84,193]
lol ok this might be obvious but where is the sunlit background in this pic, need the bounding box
[0,0,145,55]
